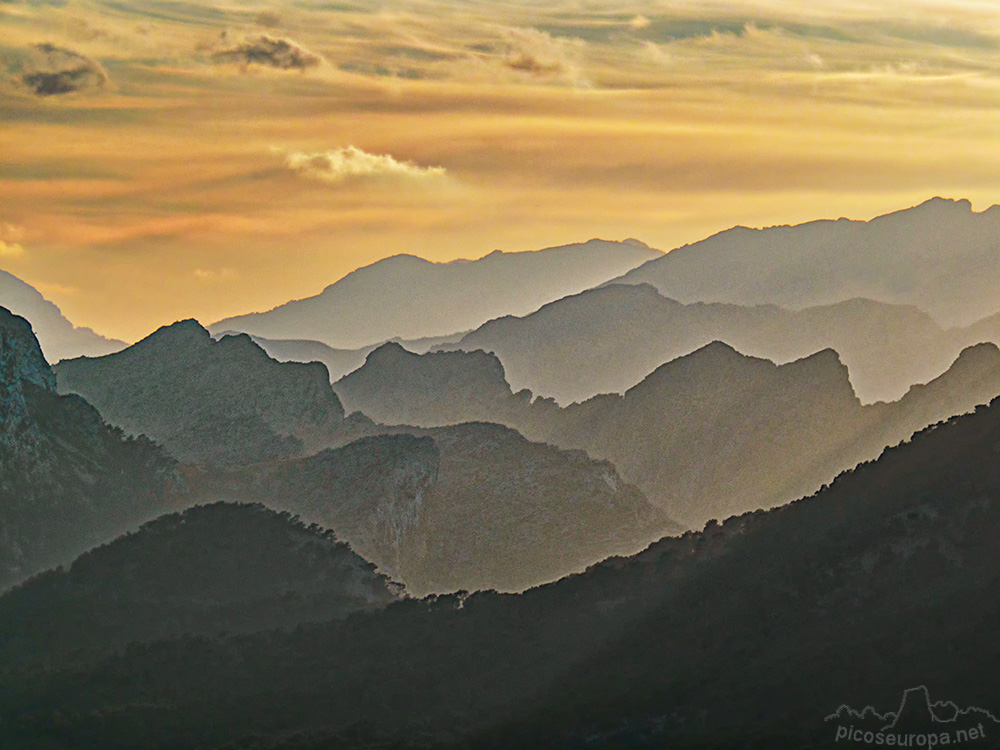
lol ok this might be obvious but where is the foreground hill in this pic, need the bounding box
[336,340,1000,527]
[0,306,176,591]
[196,423,681,595]
[437,283,996,404]
[55,321,346,466]
[209,239,661,349]
[0,503,399,666]
[5,393,999,748]
[610,196,1000,327]
[0,269,125,362]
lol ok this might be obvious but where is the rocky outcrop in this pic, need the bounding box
[55,320,346,466]
[0,307,178,591]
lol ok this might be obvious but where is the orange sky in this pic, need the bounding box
[4,0,1000,341]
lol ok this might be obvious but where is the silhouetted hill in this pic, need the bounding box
[6,392,1000,748]
[438,283,996,404]
[609,197,1000,327]
[336,340,1000,527]
[55,321,346,466]
[0,269,125,361]
[0,306,177,591]
[0,503,398,666]
[195,423,681,595]
[208,239,661,348]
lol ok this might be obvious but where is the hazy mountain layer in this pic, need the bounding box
[0,306,177,591]
[209,239,661,348]
[214,329,468,383]
[0,270,125,362]
[438,283,997,404]
[194,423,681,596]
[336,340,1000,527]
[0,502,399,667]
[609,197,1000,327]
[5,395,999,748]
[55,321,346,466]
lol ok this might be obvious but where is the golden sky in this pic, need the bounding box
[3,0,1000,341]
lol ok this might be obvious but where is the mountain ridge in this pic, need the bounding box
[0,269,125,362]
[608,197,1000,327]
[208,239,661,349]
[435,283,995,404]
[336,338,1000,527]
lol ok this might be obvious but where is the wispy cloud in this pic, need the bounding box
[212,34,323,71]
[282,147,446,183]
[500,27,589,86]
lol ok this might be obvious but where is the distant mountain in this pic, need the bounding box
[0,503,399,666]
[609,197,1000,327]
[208,239,662,348]
[0,269,125,362]
[55,321,346,466]
[214,329,468,383]
[336,339,1000,527]
[9,393,1000,748]
[196,423,681,596]
[0,306,177,591]
[437,283,997,404]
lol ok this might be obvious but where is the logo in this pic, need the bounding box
[826,686,1000,746]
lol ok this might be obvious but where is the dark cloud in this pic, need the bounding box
[505,53,566,76]
[19,43,108,96]
[212,35,322,71]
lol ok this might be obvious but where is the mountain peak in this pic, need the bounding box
[139,318,210,344]
[364,341,412,363]
[918,196,973,212]
[0,306,56,393]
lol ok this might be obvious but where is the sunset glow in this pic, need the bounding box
[3,0,1000,340]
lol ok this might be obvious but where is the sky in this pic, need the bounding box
[4,0,1000,342]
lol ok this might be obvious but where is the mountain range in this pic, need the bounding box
[336,339,1000,527]
[55,321,347,466]
[0,306,177,591]
[610,197,1000,327]
[435,283,999,405]
[48,318,679,594]
[209,239,661,348]
[0,270,125,362]
[4,390,998,748]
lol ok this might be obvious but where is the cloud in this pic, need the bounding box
[283,146,446,183]
[18,43,107,96]
[0,224,25,244]
[500,28,588,85]
[254,11,282,29]
[0,242,25,258]
[193,267,235,282]
[212,35,322,71]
